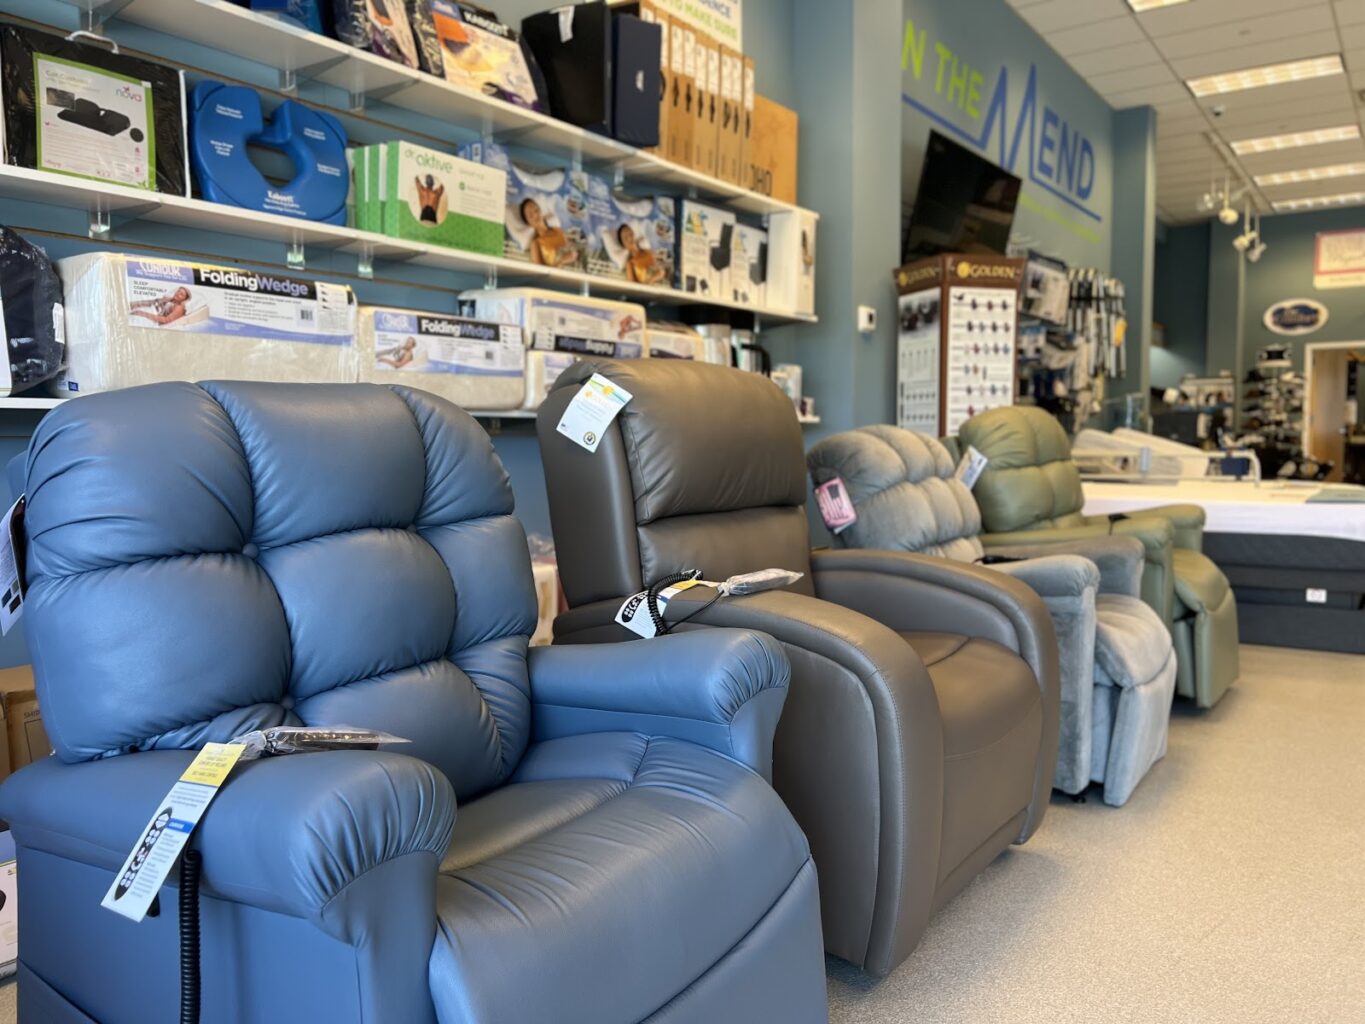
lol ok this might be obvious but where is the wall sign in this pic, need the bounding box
[1314,229,1365,289]
[1263,299,1328,336]
[653,0,741,47]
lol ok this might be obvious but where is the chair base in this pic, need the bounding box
[1174,584,1240,709]
[1091,648,1178,806]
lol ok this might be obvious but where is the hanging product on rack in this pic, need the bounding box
[1234,343,1325,479]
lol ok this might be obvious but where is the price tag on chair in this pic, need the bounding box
[557,373,633,453]
[0,496,27,636]
[955,446,989,490]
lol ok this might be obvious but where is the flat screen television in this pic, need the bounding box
[903,130,1022,260]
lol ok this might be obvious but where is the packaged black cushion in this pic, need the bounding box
[331,0,421,68]
[0,227,64,394]
[0,25,188,196]
[404,0,444,76]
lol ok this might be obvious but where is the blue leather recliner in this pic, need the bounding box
[0,382,827,1024]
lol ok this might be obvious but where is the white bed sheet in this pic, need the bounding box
[1081,480,1365,542]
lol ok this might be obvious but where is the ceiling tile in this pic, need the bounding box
[1088,63,1178,95]
[1067,40,1164,76]
[1141,0,1321,37]
[1107,82,1195,107]
[1166,31,1341,79]
[1014,0,1131,34]
[1341,23,1365,51]
[1235,139,1365,173]
[1335,0,1365,28]
[1044,17,1147,57]
[1155,8,1336,61]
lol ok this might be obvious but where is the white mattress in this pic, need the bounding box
[1082,480,1365,542]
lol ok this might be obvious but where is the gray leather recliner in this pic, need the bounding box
[536,359,1061,977]
[808,425,1178,807]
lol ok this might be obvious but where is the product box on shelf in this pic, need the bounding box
[646,320,702,359]
[429,2,542,109]
[766,210,815,316]
[52,254,358,395]
[332,0,421,68]
[614,1,669,153]
[457,141,595,270]
[523,349,578,409]
[462,288,646,359]
[0,829,15,977]
[0,666,50,784]
[190,81,350,225]
[717,46,744,184]
[354,141,505,254]
[747,95,798,204]
[677,200,735,301]
[0,226,66,397]
[587,183,676,285]
[0,24,189,196]
[358,306,525,410]
[730,223,767,308]
[669,21,696,167]
[693,31,720,176]
[739,56,755,188]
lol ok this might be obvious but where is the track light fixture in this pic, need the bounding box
[1246,211,1267,262]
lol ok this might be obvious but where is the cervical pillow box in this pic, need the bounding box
[53,254,357,395]
[589,182,676,286]
[359,305,524,410]
[462,288,646,360]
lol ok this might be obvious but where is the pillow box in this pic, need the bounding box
[234,0,327,33]
[190,82,349,225]
[331,0,420,67]
[676,199,735,300]
[358,306,524,409]
[431,1,543,110]
[461,288,645,359]
[51,254,357,395]
[767,209,816,317]
[730,223,767,308]
[456,140,594,269]
[588,185,675,284]
[0,227,65,396]
[522,349,577,409]
[0,24,188,196]
[520,1,660,145]
[404,0,445,75]
[645,320,702,360]
[613,1,670,154]
[353,140,505,253]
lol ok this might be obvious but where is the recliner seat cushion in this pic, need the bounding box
[430,733,811,1023]
[1093,595,1172,688]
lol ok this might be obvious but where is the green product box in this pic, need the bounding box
[374,141,506,255]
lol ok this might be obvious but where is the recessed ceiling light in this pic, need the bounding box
[1186,55,1343,97]
[1230,125,1361,155]
[1272,191,1365,212]
[1127,0,1191,10]
[1254,162,1365,186]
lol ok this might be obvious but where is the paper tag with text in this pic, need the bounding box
[955,446,989,490]
[101,743,245,923]
[0,497,26,636]
[614,580,704,638]
[556,373,633,453]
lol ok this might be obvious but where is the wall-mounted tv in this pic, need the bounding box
[903,130,1022,260]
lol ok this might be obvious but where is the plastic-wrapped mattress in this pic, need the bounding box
[358,305,524,410]
[52,253,357,395]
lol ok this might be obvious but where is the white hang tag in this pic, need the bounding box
[0,496,26,637]
[101,742,246,923]
[557,373,632,453]
[557,6,575,42]
[955,446,989,490]
[614,580,705,638]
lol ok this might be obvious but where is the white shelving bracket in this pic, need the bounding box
[579,279,590,297]
[348,81,416,113]
[286,241,306,270]
[612,165,626,189]
[484,266,498,290]
[356,245,374,280]
[82,0,133,34]
[280,53,349,95]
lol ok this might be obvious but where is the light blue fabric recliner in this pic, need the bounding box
[0,381,827,1024]
[808,426,1177,807]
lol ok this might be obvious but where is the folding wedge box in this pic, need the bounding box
[461,288,646,360]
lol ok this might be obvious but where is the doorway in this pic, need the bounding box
[1304,341,1364,482]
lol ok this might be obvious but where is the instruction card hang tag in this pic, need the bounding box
[814,477,856,534]
[557,373,633,453]
[101,742,246,923]
[614,580,703,638]
[0,497,26,636]
[955,446,989,491]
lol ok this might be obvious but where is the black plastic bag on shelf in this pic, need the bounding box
[0,25,189,196]
[0,227,65,394]
[405,0,443,76]
[331,0,421,68]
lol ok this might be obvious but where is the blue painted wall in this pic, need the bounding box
[900,0,1115,269]
[1152,222,1211,389]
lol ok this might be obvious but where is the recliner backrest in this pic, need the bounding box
[21,382,536,801]
[538,358,815,605]
[958,406,1087,533]
[807,425,984,561]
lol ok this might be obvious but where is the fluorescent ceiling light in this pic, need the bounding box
[1231,125,1360,156]
[1186,55,1343,97]
[1127,0,1190,9]
[1272,191,1365,212]
[1254,162,1365,186]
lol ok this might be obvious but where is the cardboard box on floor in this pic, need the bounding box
[747,95,798,204]
[0,666,51,784]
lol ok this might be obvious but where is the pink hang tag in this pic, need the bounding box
[815,477,857,534]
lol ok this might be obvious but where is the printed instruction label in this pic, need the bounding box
[123,262,355,346]
[955,446,989,490]
[0,498,25,637]
[556,373,632,453]
[615,579,702,638]
[814,477,857,534]
[102,743,245,923]
[35,54,154,190]
[371,311,523,376]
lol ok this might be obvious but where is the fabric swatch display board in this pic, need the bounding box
[894,255,1022,436]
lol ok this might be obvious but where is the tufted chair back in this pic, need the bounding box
[957,406,1088,534]
[20,382,537,802]
[537,358,815,605]
[806,425,985,561]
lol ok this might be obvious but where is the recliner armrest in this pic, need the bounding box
[984,517,1175,564]
[985,536,1145,598]
[1125,502,1205,550]
[0,749,454,942]
[528,629,790,778]
[982,552,1100,602]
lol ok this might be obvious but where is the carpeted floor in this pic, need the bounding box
[1,644,1360,1023]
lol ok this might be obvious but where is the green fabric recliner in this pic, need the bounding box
[948,406,1238,709]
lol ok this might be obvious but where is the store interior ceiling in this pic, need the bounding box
[1007,0,1365,222]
